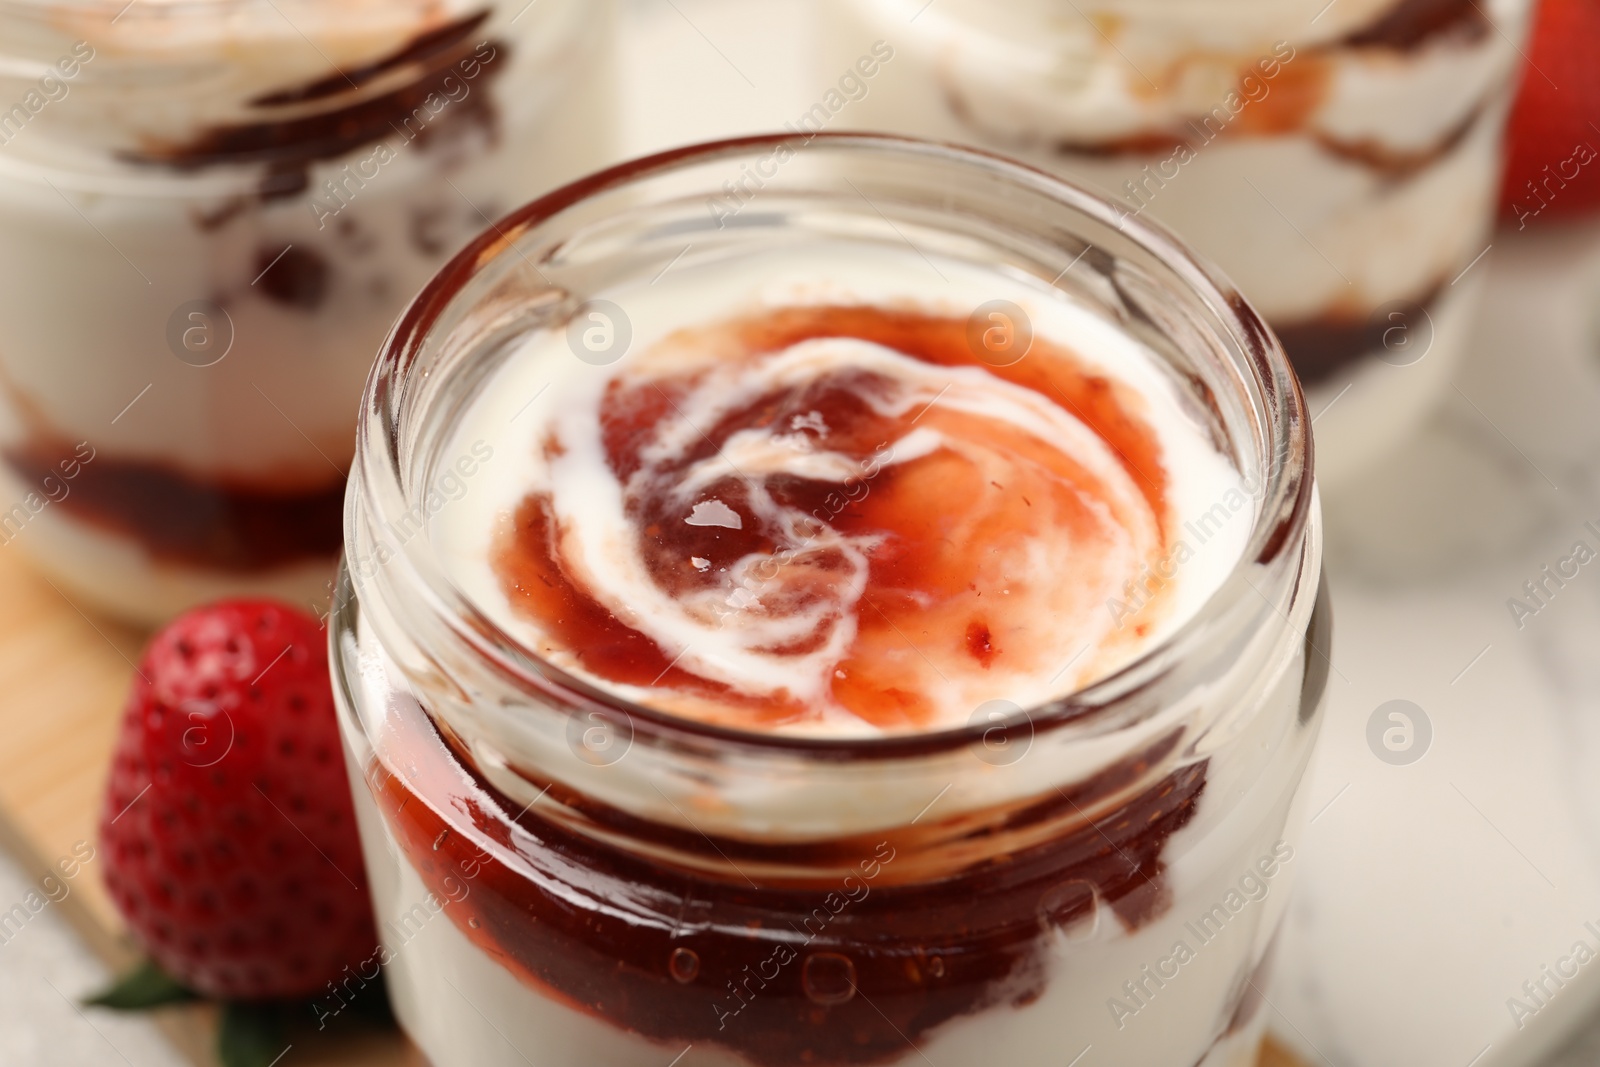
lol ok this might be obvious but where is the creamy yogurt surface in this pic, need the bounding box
[432,242,1250,736]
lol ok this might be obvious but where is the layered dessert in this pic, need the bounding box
[820,0,1536,482]
[332,138,1328,1067]
[0,0,612,622]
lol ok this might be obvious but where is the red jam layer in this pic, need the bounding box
[124,11,508,201]
[1273,282,1445,386]
[954,0,1490,164]
[1345,0,1490,50]
[492,304,1174,734]
[368,702,1212,1066]
[2,440,344,573]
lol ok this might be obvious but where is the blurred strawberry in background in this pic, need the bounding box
[99,600,375,1002]
[1500,0,1600,227]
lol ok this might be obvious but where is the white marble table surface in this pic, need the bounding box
[0,847,194,1067]
[10,2,1600,1066]
[1270,218,1600,1067]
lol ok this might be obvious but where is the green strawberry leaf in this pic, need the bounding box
[84,955,399,1066]
[84,958,197,1010]
[218,1002,289,1067]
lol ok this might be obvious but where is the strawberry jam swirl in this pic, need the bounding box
[492,303,1179,735]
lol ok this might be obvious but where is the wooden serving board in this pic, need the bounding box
[0,547,1302,1067]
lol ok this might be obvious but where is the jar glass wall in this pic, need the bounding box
[0,0,614,622]
[332,136,1328,1067]
[819,0,1535,483]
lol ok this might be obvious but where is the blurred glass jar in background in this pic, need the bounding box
[0,0,614,623]
[820,0,1536,484]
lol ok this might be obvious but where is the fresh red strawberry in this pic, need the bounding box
[100,599,375,1001]
[1499,0,1600,225]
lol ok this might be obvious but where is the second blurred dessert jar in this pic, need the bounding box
[0,0,613,623]
[820,0,1535,483]
[333,136,1329,1067]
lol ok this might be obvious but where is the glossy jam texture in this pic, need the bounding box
[366,697,1210,1067]
[491,304,1179,734]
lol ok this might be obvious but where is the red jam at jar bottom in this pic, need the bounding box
[367,704,1215,1067]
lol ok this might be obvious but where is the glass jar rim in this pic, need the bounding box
[353,131,1316,761]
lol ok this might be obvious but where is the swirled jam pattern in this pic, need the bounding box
[433,245,1249,735]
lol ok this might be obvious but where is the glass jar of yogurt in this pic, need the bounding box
[0,0,613,623]
[819,0,1535,484]
[332,135,1328,1067]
